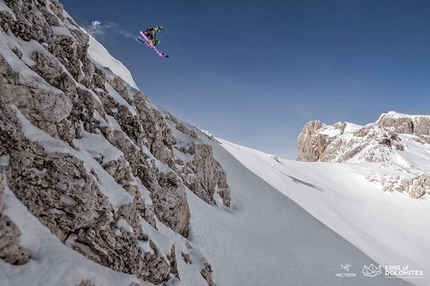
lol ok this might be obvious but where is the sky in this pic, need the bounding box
[60,0,430,159]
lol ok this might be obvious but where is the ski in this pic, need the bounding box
[137,38,169,57]
[139,31,169,58]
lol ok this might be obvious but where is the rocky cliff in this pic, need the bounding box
[0,0,230,285]
[297,111,430,199]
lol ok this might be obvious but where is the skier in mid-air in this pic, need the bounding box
[144,26,163,45]
[139,26,170,58]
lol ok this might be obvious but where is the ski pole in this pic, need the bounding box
[159,30,171,42]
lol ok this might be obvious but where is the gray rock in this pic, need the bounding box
[376,112,430,136]
[0,168,31,265]
[0,214,32,265]
[401,175,430,199]
[200,263,215,286]
[183,143,231,207]
[297,120,323,162]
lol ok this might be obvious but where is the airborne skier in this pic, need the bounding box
[138,28,169,58]
[144,26,163,46]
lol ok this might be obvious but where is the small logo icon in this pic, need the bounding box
[363,264,382,277]
[340,264,352,272]
[336,264,357,278]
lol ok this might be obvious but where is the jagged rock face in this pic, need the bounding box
[297,112,428,163]
[0,168,31,265]
[0,64,172,283]
[377,112,430,136]
[200,263,215,286]
[297,120,324,162]
[0,0,229,284]
[297,112,430,199]
[366,172,430,199]
[181,143,231,207]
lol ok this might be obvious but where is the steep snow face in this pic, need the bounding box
[297,114,430,199]
[87,34,139,90]
[208,138,430,286]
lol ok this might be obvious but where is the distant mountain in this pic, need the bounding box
[298,111,430,199]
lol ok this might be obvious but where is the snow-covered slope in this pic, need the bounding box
[87,34,139,90]
[201,136,429,285]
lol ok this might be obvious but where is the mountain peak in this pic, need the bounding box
[297,112,430,199]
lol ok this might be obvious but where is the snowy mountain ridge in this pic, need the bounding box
[298,111,430,199]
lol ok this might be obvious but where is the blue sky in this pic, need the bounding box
[60,0,430,159]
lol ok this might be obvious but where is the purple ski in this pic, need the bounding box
[139,31,169,58]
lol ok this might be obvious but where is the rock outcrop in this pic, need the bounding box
[0,168,31,266]
[377,112,430,136]
[0,0,230,284]
[297,112,430,199]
